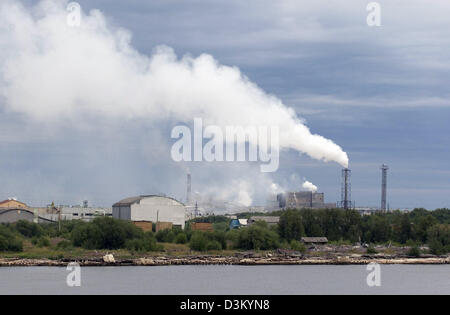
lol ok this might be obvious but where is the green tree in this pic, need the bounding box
[0,225,23,252]
[14,220,43,238]
[175,233,188,244]
[427,224,450,255]
[412,214,437,243]
[71,217,143,249]
[290,239,306,253]
[206,240,222,251]
[237,222,279,250]
[278,210,305,241]
[189,232,208,251]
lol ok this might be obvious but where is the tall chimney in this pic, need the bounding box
[186,173,192,205]
[341,168,352,210]
[381,164,389,212]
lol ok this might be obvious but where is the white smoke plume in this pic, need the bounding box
[302,180,318,192]
[0,0,348,167]
[193,179,253,207]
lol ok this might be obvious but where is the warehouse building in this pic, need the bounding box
[0,199,53,223]
[0,208,35,223]
[0,199,35,223]
[112,195,186,229]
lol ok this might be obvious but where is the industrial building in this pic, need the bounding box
[0,199,53,224]
[30,202,112,222]
[276,191,335,209]
[0,208,35,223]
[112,195,186,229]
[58,205,112,221]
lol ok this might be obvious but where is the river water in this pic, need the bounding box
[0,265,448,295]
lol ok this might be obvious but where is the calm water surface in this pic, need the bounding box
[0,265,449,295]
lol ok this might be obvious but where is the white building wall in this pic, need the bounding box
[130,196,185,229]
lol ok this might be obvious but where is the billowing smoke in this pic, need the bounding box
[302,180,318,192]
[0,0,348,168]
[193,174,280,208]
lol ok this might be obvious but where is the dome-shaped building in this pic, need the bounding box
[112,195,186,229]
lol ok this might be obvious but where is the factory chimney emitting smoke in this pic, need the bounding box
[340,168,353,210]
[186,173,192,205]
[381,164,389,212]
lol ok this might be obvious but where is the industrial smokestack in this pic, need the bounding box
[340,168,352,210]
[381,164,389,212]
[186,173,192,205]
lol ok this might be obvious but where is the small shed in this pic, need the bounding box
[191,222,213,231]
[301,237,328,245]
[133,221,153,232]
[156,221,173,232]
[248,216,280,226]
[229,219,241,229]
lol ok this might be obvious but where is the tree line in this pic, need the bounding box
[0,208,449,255]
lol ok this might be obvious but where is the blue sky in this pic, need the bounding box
[1,0,449,209]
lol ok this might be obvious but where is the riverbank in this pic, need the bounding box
[1,253,449,266]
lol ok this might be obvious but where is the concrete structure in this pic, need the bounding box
[277,192,335,209]
[113,195,186,229]
[248,216,280,226]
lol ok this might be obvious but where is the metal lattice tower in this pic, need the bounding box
[194,201,199,218]
[381,164,389,212]
[340,168,352,209]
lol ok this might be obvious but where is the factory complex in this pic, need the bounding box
[0,164,392,229]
